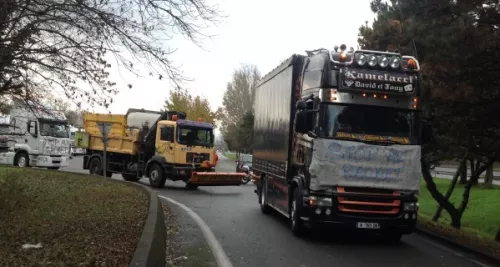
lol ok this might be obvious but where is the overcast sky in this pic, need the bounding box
[86,0,376,116]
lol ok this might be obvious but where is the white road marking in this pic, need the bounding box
[159,195,233,267]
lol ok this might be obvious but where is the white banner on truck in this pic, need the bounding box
[309,139,422,192]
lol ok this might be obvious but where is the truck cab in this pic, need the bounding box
[154,116,216,169]
[252,46,431,241]
[291,48,425,240]
[0,101,72,169]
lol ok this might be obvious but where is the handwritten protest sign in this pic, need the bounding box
[308,139,422,191]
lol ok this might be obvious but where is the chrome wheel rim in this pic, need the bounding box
[151,169,159,182]
[18,156,27,167]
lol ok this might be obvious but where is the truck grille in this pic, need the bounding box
[337,187,400,217]
[186,152,210,164]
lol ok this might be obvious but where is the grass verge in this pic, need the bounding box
[0,167,149,267]
[418,177,500,258]
[223,152,237,160]
[163,203,217,267]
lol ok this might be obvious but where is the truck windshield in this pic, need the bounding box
[320,104,414,143]
[39,121,69,138]
[177,126,213,147]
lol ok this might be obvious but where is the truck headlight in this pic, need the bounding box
[403,202,419,211]
[309,196,333,206]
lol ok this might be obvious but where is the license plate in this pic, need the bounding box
[356,222,380,229]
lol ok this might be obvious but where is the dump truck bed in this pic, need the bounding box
[83,113,140,155]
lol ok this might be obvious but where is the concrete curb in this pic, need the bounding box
[117,180,165,267]
[415,225,500,264]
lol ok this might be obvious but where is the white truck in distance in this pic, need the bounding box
[0,101,72,170]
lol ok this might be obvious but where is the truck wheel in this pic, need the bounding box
[14,152,30,168]
[47,167,60,170]
[122,173,140,181]
[148,163,166,188]
[381,231,403,244]
[89,157,102,176]
[259,178,270,214]
[290,187,305,236]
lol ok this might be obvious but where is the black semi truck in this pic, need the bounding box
[252,45,431,241]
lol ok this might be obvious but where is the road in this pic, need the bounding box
[63,155,496,267]
[431,166,500,185]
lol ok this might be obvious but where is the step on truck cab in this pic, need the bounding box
[78,109,245,188]
[252,45,432,242]
[0,100,72,169]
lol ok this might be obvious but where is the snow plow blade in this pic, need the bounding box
[188,172,245,186]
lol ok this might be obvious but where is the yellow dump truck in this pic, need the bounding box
[76,109,245,188]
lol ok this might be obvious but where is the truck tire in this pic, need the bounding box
[14,152,30,168]
[148,163,166,188]
[259,178,270,214]
[122,173,140,181]
[290,187,305,236]
[88,157,112,177]
[89,157,102,176]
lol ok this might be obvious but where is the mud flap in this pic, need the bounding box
[187,172,245,186]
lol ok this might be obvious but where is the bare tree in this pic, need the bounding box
[0,0,222,108]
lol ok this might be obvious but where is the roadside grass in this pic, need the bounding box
[0,167,149,267]
[163,203,217,267]
[223,152,237,160]
[418,177,500,257]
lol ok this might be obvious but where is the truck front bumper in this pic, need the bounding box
[301,209,417,234]
[71,148,86,155]
[30,155,70,168]
[300,194,418,234]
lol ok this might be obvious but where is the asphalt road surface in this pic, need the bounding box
[62,155,496,267]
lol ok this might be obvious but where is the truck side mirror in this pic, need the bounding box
[28,121,37,137]
[295,110,312,134]
[422,121,432,144]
